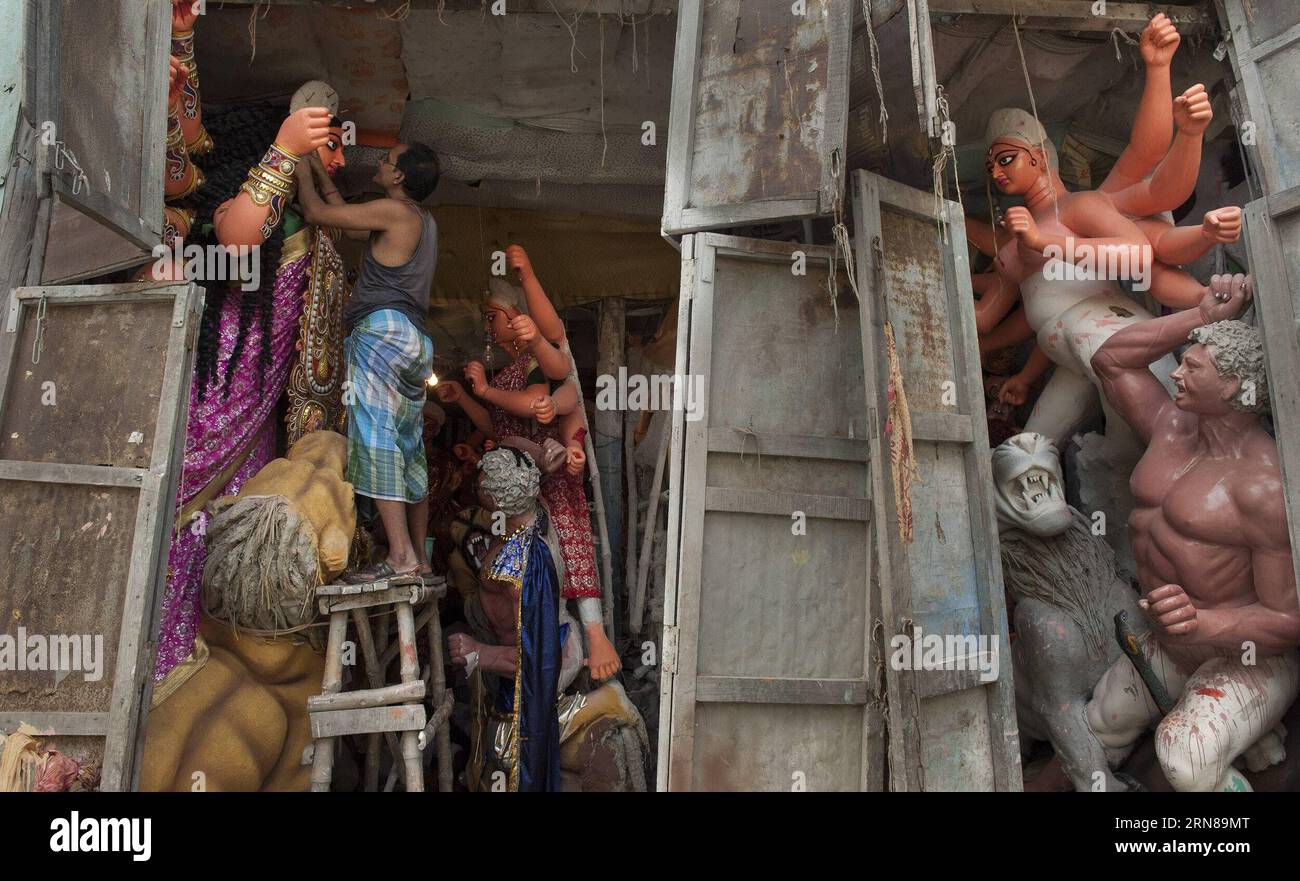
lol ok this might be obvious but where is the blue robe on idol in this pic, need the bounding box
[491,511,565,791]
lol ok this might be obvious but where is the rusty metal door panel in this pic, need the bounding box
[852,170,1020,791]
[0,281,201,790]
[661,0,852,235]
[659,234,881,791]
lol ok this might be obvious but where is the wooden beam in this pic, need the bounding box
[928,0,1216,34]
[210,0,676,12]
[695,676,871,705]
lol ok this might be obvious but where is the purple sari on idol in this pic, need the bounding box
[153,252,310,681]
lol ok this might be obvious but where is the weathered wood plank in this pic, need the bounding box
[703,486,871,522]
[696,676,870,705]
[308,680,426,713]
[310,705,426,740]
[0,460,146,487]
[910,411,974,444]
[707,428,869,462]
[662,0,852,235]
[0,712,109,736]
[929,0,1215,33]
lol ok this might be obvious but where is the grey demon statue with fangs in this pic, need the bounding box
[993,432,1144,791]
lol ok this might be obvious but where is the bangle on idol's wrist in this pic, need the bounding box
[240,143,301,239]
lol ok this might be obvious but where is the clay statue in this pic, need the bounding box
[963,14,1241,576]
[1085,274,1300,791]
[993,432,1143,792]
[202,431,356,632]
[446,440,647,791]
[436,247,619,682]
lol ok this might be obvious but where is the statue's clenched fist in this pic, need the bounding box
[1139,583,1198,640]
[276,107,332,158]
[1173,83,1212,137]
[506,244,535,282]
[1200,207,1241,244]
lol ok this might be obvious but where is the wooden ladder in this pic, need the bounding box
[308,574,453,792]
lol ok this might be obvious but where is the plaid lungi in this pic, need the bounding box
[344,309,434,503]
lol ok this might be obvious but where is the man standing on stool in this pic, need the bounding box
[297,142,441,582]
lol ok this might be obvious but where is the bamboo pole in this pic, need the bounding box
[631,414,670,635]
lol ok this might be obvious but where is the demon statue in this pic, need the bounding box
[993,432,1144,792]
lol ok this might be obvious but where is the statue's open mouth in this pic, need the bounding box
[1008,467,1062,513]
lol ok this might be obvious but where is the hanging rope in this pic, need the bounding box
[377,1,412,22]
[247,2,270,65]
[1110,27,1139,68]
[884,322,918,544]
[827,148,859,335]
[549,0,593,73]
[1009,8,1060,225]
[862,0,889,146]
[930,87,963,246]
[599,13,608,169]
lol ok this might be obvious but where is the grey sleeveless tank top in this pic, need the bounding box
[344,204,437,333]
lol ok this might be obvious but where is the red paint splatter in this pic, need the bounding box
[1196,687,1226,699]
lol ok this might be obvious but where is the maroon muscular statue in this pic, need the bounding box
[1084,274,1300,791]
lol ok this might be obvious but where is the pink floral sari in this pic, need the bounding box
[153,254,310,681]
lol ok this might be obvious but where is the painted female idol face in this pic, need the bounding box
[316,124,347,177]
[985,139,1046,195]
[484,304,517,343]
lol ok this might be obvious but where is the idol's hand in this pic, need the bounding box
[539,438,568,474]
[1173,83,1212,136]
[448,632,483,667]
[1198,273,1252,324]
[998,373,1032,407]
[172,0,200,34]
[464,361,489,397]
[510,314,538,350]
[1139,12,1180,68]
[530,395,556,425]
[1201,207,1241,244]
[167,56,187,113]
[506,244,535,282]
[565,445,585,477]
[1139,584,1198,640]
[275,107,332,158]
[435,380,464,405]
[1003,207,1045,253]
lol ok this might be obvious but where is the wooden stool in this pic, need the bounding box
[308,574,452,792]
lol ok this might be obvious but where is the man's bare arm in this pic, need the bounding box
[296,162,403,232]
